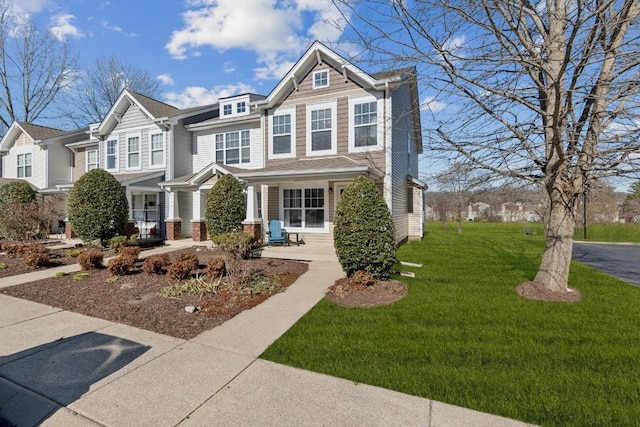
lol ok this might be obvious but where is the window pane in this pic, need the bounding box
[241,147,250,163]
[152,150,164,166]
[216,151,224,163]
[305,209,324,228]
[226,149,239,164]
[128,137,139,152]
[355,124,377,147]
[151,134,163,150]
[273,135,291,154]
[226,132,239,148]
[129,153,139,167]
[284,209,302,227]
[25,165,32,177]
[312,130,331,151]
[215,134,224,149]
[241,130,250,146]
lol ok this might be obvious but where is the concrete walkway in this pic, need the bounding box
[0,240,535,426]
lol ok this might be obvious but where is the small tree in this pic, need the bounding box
[0,197,60,241]
[67,169,128,246]
[333,176,396,278]
[0,181,36,206]
[205,174,246,239]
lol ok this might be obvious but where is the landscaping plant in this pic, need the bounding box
[333,175,396,278]
[67,169,128,246]
[0,181,35,206]
[205,174,246,238]
[77,249,104,270]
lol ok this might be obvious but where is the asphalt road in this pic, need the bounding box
[572,242,640,287]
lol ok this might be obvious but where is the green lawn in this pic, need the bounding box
[575,222,640,243]
[261,222,640,426]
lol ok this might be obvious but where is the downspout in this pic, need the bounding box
[384,81,393,211]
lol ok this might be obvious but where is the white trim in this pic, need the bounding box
[148,130,165,169]
[348,94,384,153]
[16,150,33,178]
[306,100,337,157]
[105,138,119,172]
[312,69,330,89]
[268,106,296,159]
[86,148,99,171]
[126,132,142,171]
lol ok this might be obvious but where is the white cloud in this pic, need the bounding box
[166,0,347,80]
[100,19,137,37]
[163,83,256,109]
[12,0,51,14]
[421,96,447,113]
[157,73,174,86]
[222,61,236,73]
[49,13,84,41]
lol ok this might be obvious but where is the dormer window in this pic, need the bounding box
[313,70,329,89]
[237,101,246,113]
[223,104,232,116]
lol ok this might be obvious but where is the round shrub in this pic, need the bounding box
[67,169,128,246]
[205,174,246,239]
[167,253,199,280]
[142,253,170,275]
[333,176,396,278]
[107,255,135,276]
[0,181,36,207]
[77,249,104,270]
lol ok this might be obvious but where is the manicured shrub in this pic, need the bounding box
[333,176,396,278]
[212,231,255,260]
[65,248,83,258]
[21,244,50,267]
[109,235,128,251]
[107,255,136,276]
[205,174,246,239]
[206,257,226,279]
[119,246,141,260]
[167,253,199,280]
[0,181,35,207]
[67,169,128,246]
[142,253,170,275]
[77,249,104,270]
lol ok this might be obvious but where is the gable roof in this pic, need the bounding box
[258,41,404,110]
[0,121,86,152]
[17,122,68,140]
[128,91,182,118]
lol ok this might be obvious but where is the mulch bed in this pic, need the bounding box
[0,247,309,339]
[516,281,582,302]
[0,247,84,279]
[325,277,408,307]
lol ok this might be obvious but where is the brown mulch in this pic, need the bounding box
[0,248,82,279]
[0,247,308,339]
[516,281,582,302]
[325,277,408,307]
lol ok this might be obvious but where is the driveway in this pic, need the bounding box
[572,242,640,287]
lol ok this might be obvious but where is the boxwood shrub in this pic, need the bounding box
[0,181,36,206]
[205,174,246,239]
[333,176,396,278]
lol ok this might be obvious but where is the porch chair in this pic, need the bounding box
[267,220,287,246]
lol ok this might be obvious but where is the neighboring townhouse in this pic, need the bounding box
[0,122,89,228]
[67,90,217,239]
[165,41,425,243]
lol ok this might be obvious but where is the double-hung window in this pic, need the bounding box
[16,153,32,178]
[269,107,295,159]
[149,132,165,167]
[215,130,250,165]
[282,187,326,229]
[86,149,99,171]
[106,139,118,171]
[349,96,382,152]
[307,101,336,155]
[127,134,141,170]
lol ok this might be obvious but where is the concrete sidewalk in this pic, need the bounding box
[0,243,535,426]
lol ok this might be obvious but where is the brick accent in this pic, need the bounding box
[125,221,139,238]
[65,220,76,239]
[166,220,182,240]
[242,221,262,243]
[191,221,208,242]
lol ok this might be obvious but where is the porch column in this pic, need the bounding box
[165,190,181,240]
[191,189,207,242]
[125,189,136,238]
[242,184,262,241]
[126,189,134,220]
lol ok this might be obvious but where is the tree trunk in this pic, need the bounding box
[533,187,577,292]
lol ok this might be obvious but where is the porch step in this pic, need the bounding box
[300,233,334,245]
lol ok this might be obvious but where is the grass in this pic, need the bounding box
[261,221,640,426]
[574,223,640,243]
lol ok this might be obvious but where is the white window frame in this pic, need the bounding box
[148,131,165,168]
[312,69,329,89]
[105,138,119,172]
[279,183,329,233]
[222,104,232,116]
[306,100,337,156]
[126,132,142,171]
[86,148,99,171]
[16,152,32,178]
[269,106,296,159]
[215,130,251,165]
[237,101,246,114]
[348,95,384,153]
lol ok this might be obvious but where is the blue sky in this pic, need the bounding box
[18,0,351,108]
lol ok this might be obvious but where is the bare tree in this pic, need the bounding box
[62,54,162,125]
[333,0,640,293]
[436,163,480,233]
[0,1,78,132]
[622,181,640,222]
